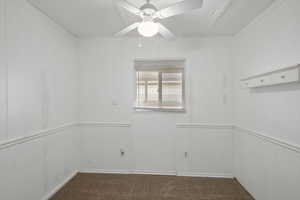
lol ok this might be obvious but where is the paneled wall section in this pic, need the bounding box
[0,0,80,199]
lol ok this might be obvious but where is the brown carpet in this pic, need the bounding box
[50,173,254,200]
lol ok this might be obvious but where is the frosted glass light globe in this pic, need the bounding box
[138,21,159,37]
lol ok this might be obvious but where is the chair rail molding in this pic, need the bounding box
[234,126,300,154]
[0,122,78,150]
[176,123,300,154]
[79,122,131,127]
[176,123,234,129]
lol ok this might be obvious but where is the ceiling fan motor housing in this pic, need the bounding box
[140,3,157,17]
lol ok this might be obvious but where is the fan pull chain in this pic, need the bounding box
[138,37,142,48]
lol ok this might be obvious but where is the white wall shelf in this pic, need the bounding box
[241,64,300,88]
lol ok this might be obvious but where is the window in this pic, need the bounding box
[135,59,185,112]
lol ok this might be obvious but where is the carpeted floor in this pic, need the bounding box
[50,173,254,200]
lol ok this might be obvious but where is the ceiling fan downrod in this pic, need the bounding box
[140,0,157,17]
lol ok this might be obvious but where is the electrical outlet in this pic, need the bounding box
[184,152,188,158]
[112,100,118,106]
[120,149,125,156]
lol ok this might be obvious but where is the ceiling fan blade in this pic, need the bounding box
[116,0,141,16]
[115,22,140,37]
[156,0,203,19]
[158,23,175,40]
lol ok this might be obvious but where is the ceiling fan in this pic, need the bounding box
[115,0,203,39]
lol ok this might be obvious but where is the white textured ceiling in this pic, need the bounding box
[28,0,275,38]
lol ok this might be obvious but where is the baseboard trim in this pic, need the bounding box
[176,123,234,129]
[0,122,78,150]
[233,177,256,200]
[178,172,233,178]
[79,169,233,178]
[79,122,131,127]
[234,126,300,153]
[80,169,131,174]
[132,170,177,176]
[80,169,176,176]
[43,171,78,200]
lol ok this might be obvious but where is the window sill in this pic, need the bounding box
[134,106,186,113]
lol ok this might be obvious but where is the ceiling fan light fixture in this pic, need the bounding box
[138,21,159,37]
[116,0,204,39]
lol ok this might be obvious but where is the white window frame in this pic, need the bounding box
[134,59,186,112]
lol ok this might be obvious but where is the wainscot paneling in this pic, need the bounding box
[0,123,80,200]
[79,122,234,178]
[233,126,300,200]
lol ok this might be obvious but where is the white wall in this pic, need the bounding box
[233,0,300,199]
[0,0,80,199]
[1,0,300,199]
[0,0,6,141]
[78,38,234,176]
[234,0,300,145]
